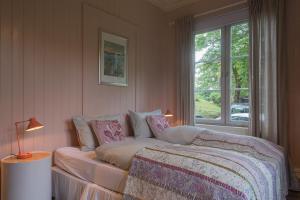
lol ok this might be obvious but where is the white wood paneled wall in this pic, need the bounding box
[0,0,83,157]
[0,0,171,158]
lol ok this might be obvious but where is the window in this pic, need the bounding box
[194,21,249,126]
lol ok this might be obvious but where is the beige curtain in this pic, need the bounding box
[249,0,299,190]
[248,0,284,144]
[175,16,194,125]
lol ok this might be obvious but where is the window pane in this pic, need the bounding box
[194,29,222,121]
[230,23,249,123]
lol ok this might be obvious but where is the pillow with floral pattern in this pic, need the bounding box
[91,120,125,145]
[146,115,170,137]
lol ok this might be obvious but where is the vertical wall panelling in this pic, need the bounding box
[0,0,168,158]
[11,0,24,153]
[23,0,36,153]
[0,0,84,157]
[82,4,137,116]
[0,0,13,157]
[33,0,46,151]
[43,0,55,152]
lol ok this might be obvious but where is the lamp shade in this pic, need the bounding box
[164,109,173,117]
[25,117,44,132]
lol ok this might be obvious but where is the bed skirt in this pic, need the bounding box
[52,167,122,200]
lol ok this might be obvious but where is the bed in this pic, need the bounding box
[52,138,171,199]
[52,167,122,200]
[54,147,128,194]
[52,126,289,200]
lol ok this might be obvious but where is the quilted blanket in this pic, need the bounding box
[123,128,288,200]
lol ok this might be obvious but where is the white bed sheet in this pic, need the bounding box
[54,147,128,193]
[52,167,122,200]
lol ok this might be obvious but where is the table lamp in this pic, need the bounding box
[15,117,44,159]
[164,109,174,117]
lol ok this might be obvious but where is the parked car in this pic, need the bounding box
[231,113,249,121]
[231,104,249,114]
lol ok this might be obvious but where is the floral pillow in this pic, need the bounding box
[91,120,125,145]
[146,115,170,137]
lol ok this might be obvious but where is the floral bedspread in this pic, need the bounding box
[123,129,288,200]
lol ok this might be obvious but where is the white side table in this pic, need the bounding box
[1,152,52,200]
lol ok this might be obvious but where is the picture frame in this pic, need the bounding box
[99,31,128,86]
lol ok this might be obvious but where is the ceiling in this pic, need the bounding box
[145,0,201,12]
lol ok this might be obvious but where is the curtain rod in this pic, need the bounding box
[169,0,247,26]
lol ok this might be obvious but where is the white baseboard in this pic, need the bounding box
[295,168,300,179]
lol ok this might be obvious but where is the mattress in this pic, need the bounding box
[52,167,122,200]
[54,147,128,193]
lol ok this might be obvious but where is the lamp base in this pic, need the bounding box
[17,152,32,159]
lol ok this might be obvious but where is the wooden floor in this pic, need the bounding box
[288,190,300,200]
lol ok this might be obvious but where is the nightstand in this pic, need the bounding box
[1,151,52,200]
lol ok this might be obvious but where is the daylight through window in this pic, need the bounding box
[194,22,249,126]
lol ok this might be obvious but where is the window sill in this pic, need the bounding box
[195,123,249,135]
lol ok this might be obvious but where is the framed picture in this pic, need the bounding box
[99,31,128,86]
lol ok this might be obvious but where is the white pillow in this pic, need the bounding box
[157,126,206,145]
[73,116,98,151]
[128,109,161,138]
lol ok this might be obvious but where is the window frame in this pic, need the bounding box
[226,21,250,127]
[193,9,249,127]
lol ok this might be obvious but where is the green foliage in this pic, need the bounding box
[230,23,249,103]
[195,30,221,91]
[195,97,221,119]
[209,92,221,105]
